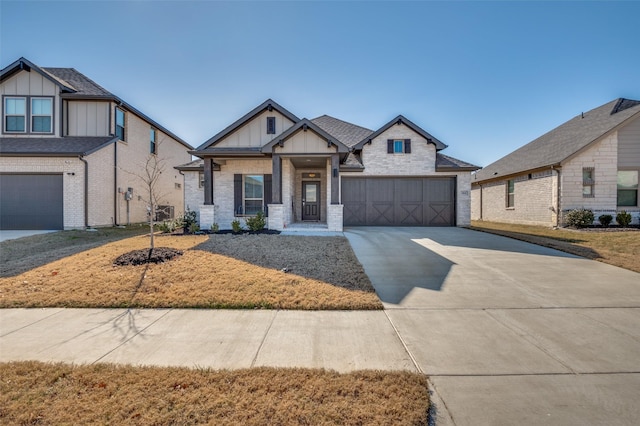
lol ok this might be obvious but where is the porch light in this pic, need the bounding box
[333,168,338,178]
[327,139,332,147]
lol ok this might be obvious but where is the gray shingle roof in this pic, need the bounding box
[43,67,112,97]
[0,136,117,156]
[474,98,640,182]
[436,153,480,171]
[311,115,373,148]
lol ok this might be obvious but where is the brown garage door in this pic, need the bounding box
[0,174,64,230]
[342,177,456,226]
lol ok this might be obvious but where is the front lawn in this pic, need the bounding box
[0,233,382,310]
[470,221,640,273]
[0,361,429,425]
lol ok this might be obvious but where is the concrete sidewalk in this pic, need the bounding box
[0,308,414,372]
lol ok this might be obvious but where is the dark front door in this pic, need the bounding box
[302,181,320,221]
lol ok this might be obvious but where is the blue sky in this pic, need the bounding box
[1,1,638,166]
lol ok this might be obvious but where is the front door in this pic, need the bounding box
[302,181,320,221]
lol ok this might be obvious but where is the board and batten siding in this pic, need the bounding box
[275,130,336,154]
[66,101,110,137]
[0,70,60,137]
[618,116,640,168]
[213,110,295,148]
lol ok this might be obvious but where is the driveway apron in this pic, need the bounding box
[345,227,640,426]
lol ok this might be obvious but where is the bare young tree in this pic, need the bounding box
[121,142,171,252]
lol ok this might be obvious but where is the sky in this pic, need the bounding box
[1,0,638,167]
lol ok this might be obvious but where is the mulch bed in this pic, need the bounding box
[113,247,183,266]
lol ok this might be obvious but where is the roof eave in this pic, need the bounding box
[0,57,77,93]
[354,115,447,150]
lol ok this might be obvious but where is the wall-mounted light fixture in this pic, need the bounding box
[333,168,338,178]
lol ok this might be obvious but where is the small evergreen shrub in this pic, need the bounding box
[598,214,613,227]
[180,208,198,233]
[565,208,594,228]
[189,223,200,233]
[231,219,243,233]
[245,211,266,232]
[616,210,632,227]
[211,223,219,233]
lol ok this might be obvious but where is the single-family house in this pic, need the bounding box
[178,99,479,231]
[0,57,192,230]
[471,98,640,226]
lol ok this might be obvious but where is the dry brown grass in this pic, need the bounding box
[0,361,429,425]
[0,234,382,310]
[470,221,640,273]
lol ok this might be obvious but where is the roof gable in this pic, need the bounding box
[474,98,640,182]
[0,57,77,93]
[311,115,373,148]
[261,119,350,153]
[196,99,300,151]
[354,115,447,150]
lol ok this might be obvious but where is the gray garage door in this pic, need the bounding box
[0,174,64,230]
[342,177,456,226]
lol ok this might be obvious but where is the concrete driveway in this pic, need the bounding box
[345,227,640,426]
[0,230,58,242]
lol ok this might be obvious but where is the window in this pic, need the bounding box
[244,175,264,215]
[199,172,205,188]
[266,116,276,134]
[387,139,411,154]
[506,179,515,208]
[617,171,638,207]
[115,107,125,141]
[150,127,157,154]
[582,167,595,198]
[30,98,52,133]
[4,97,26,132]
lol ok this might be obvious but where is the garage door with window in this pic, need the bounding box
[342,177,456,226]
[0,174,64,230]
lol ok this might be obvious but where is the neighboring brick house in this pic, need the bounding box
[0,57,192,230]
[471,98,640,226]
[178,99,479,231]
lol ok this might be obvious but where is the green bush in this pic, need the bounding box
[245,211,266,232]
[598,214,613,227]
[231,219,243,233]
[189,223,200,233]
[180,208,198,233]
[156,219,178,233]
[211,223,219,233]
[616,210,632,227]
[565,208,594,228]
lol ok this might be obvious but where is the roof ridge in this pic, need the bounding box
[311,114,374,133]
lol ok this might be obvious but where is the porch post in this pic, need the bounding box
[331,153,339,204]
[272,154,282,204]
[203,158,213,205]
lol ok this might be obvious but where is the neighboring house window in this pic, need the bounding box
[4,97,26,133]
[115,107,125,141]
[244,175,264,215]
[150,127,157,154]
[617,170,638,207]
[31,98,53,133]
[387,139,411,154]
[582,167,595,198]
[199,172,204,188]
[506,179,515,208]
[267,116,276,134]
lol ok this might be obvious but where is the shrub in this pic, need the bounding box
[180,208,198,233]
[245,211,266,232]
[598,214,613,227]
[189,222,200,233]
[231,219,243,233]
[156,219,178,233]
[565,208,594,228]
[211,223,219,233]
[616,210,632,227]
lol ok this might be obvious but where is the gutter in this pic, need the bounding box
[553,166,561,227]
[79,155,88,228]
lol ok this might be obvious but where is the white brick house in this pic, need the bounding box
[0,57,192,230]
[178,99,479,231]
[471,98,640,226]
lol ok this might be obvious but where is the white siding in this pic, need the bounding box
[67,101,110,136]
[213,110,295,148]
[618,115,640,168]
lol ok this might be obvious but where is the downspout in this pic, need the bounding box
[553,166,561,227]
[479,183,483,220]
[113,139,119,226]
[79,155,89,228]
[178,170,186,212]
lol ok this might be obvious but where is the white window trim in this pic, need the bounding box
[3,96,27,134]
[30,97,54,134]
[243,174,264,216]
